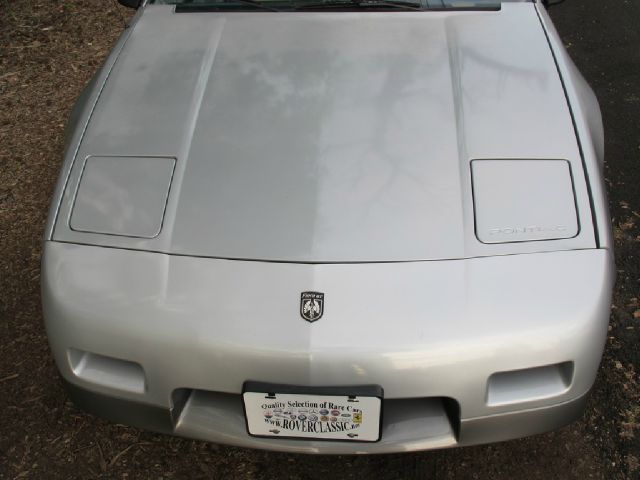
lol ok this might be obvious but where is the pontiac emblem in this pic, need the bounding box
[300,291,324,322]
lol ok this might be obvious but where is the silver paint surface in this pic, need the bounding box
[472,159,579,243]
[42,1,615,453]
[52,3,596,262]
[70,156,175,238]
[43,242,614,450]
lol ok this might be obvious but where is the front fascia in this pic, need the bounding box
[43,241,614,421]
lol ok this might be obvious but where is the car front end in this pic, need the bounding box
[43,0,614,453]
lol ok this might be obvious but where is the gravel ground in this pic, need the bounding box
[0,1,638,479]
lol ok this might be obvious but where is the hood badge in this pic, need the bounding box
[300,291,324,322]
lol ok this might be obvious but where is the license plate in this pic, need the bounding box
[242,383,383,442]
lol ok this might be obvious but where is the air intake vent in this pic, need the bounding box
[68,349,146,394]
[487,362,573,406]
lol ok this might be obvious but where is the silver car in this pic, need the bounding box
[43,0,614,453]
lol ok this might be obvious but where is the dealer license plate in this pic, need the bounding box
[243,388,382,442]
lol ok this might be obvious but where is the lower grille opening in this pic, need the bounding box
[171,389,460,450]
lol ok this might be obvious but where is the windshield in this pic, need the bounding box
[152,0,503,11]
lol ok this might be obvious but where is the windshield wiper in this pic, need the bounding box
[293,0,423,10]
[176,0,283,12]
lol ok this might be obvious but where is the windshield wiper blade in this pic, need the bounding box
[294,0,423,10]
[176,0,283,12]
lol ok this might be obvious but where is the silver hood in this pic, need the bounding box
[52,4,596,262]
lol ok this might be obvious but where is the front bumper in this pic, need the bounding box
[63,378,589,454]
[43,242,614,453]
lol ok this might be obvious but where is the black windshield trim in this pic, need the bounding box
[174,3,502,12]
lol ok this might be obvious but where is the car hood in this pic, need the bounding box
[53,4,594,262]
